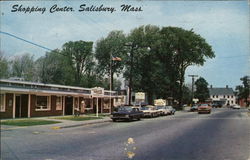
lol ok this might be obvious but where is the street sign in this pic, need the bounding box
[91,87,104,97]
[154,99,166,106]
[135,92,145,100]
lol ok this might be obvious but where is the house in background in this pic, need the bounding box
[208,85,236,106]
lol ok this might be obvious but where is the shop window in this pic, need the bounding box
[104,99,111,109]
[36,96,50,111]
[0,94,5,112]
[56,96,62,110]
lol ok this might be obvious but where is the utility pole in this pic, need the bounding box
[188,75,198,106]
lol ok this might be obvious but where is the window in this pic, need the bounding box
[216,95,218,98]
[213,95,215,98]
[231,101,234,104]
[231,95,233,98]
[56,96,62,110]
[0,94,5,112]
[224,95,226,98]
[36,96,50,111]
[227,95,229,98]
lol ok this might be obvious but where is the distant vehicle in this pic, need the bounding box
[111,106,143,122]
[190,105,198,112]
[141,105,160,118]
[156,106,169,116]
[198,104,212,114]
[231,105,241,109]
[166,106,176,115]
[212,103,222,108]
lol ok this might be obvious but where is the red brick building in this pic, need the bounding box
[0,79,124,119]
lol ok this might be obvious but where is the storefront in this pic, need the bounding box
[0,79,121,119]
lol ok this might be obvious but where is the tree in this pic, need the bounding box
[10,53,35,81]
[0,51,9,78]
[35,50,75,85]
[160,27,215,108]
[62,41,94,86]
[194,77,210,102]
[124,25,160,104]
[95,30,126,90]
[236,76,250,107]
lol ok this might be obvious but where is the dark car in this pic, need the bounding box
[111,106,143,122]
[212,103,222,108]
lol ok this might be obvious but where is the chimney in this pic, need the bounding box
[210,85,213,88]
[226,85,228,88]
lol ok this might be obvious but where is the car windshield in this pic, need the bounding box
[166,106,172,109]
[156,106,164,109]
[117,107,132,112]
[199,104,208,106]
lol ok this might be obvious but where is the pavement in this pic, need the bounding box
[1,108,250,160]
[0,110,190,131]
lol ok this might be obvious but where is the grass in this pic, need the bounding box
[52,116,103,121]
[1,119,61,126]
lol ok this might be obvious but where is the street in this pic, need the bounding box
[1,108,250,160]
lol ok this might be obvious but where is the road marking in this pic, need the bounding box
[51,126,61,130]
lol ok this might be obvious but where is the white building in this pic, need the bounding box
[209,85,236,106]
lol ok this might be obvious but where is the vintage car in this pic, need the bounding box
[198,104,212,114]
[231,105,241,109]
[156,106,170,116]
[166,106,176,115]
[190,105,198,112]
[141,105,160,118]
[110,106,143,122]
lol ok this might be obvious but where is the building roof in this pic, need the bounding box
[209,88,234,96]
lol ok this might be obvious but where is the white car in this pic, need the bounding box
[141,105,160,118]
[156,106,170,116]
[232,105,241,109]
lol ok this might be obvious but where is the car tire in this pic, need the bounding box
[112,119,116,122]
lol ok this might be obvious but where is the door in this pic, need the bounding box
[15,96,21,118]
[65,97,73,115]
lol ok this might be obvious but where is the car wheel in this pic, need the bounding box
[137,117,141,121]
[112,119,116,122]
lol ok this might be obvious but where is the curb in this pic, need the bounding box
[59,119,112,129]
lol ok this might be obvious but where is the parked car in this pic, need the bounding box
[190,105,198,112]
[166,106,176,115]
[231,105,241,109]
[141,105,160,118]
[156,106,169,116]
[198,104,212,114]
[212,103,222,108]
[111,106,143,122]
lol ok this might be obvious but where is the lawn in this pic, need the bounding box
[52,116,103,121]
[1,119,61,126]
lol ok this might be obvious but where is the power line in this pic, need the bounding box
[0,31,53,51]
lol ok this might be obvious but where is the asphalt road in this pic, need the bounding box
[1,108,250,160]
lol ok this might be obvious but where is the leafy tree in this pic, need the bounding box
[159,27,215,108]
[35,50,75,85]
[62,41,94,86]
[123,25,160,104]
[10,53,35,81]
[0,51,9,78]
[95,30,126,90]
[194,77,210,102]
[236,76,250,107]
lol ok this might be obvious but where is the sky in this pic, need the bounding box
[1,0,249,89]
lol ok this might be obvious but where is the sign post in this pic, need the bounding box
[135,92,145,107]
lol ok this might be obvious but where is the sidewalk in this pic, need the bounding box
[0,115,112,130]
